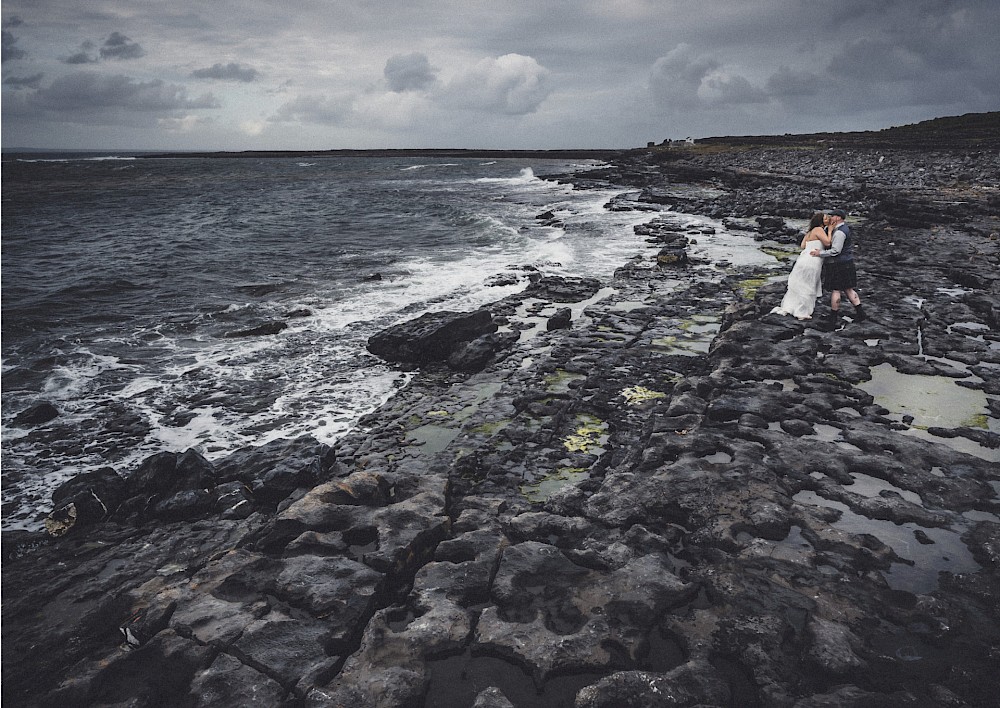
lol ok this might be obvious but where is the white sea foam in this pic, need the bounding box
[474,167,541,185]
[3,158,785,532]
[401,163,460,171]
[40,350,135,400]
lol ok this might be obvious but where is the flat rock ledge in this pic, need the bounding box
[4,136,1000,708]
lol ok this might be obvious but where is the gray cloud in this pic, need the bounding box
[443,54,551,115]
[828,38,927,83]
[62,41,99,65]
[270,94,351,125]
[1,1,997,149]
[649,44,722,109]
[191,62,260,82]
[3,72,44,89]
[701,73,768,105]
[29,72,219,114]
[63,52,98,65]
[2,31,26,62]
[99,32,145,61]
[384,53,436,92]
[766,66,821,99]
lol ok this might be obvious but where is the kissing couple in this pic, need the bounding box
[770,208,865,324]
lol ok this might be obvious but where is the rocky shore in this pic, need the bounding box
[4,113,1000,707]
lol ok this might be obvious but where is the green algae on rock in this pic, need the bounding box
[521,467,589,503]
[563,415,608,454]
[621,386,667,405]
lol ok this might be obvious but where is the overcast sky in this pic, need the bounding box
[2,0,998,151]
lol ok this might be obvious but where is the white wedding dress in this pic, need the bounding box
[771,239,824,319]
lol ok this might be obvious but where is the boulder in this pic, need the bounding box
[546,307,573,330]
[447,331,520,372]
[656,245,688,266]
[523,276,602,303]
[224,321,288,337]
[12,401,59,427]
[45,467,126,536]
[367,309,498,365]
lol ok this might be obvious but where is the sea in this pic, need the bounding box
[1,153,776,530]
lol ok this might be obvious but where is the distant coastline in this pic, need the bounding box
[5,110,996,159]
[3,147,625,161]
[141,148,626,160]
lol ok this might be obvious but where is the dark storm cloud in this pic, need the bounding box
[191,62,260,82]
[3,72,44,89]
[1,0,996,148]
[99,32,145,61]
[29,72,219,114]
[2,30,27,62]
[384,53,436,92]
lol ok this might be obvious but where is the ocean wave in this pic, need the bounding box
[474,166,540,185]
[0,156,682,530]
[401,163,461,171]
[16,155,138,163]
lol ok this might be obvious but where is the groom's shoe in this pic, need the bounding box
[854,304,866,322]
[823,311,841,330]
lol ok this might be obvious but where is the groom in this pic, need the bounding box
[810,209,865,323]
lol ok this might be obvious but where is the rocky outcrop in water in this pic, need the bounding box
[366,308,501,370]
[4,114,1000,707]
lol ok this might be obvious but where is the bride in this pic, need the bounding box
[770,212,832,320]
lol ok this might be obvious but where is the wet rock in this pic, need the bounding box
[790,684,917,707]
[547,307,573,330]
[45,467,126,536]
[230,612,335,688]
[216,480,255,519]
[7,122,1000,708]
[154,488,216,521]
[224,320,289,337]
[215,436,338,509]
[473,687,515,708]
[574,661,731,708]
[964,521,1000,568]
[311,584,473,706]
[536,210,563,227]
[448,330,520,372]
[524,275,602,302]
[190,652,287,707]
[367,308,498,365]
[476,542,695,684]
[12,401,59,427]
[125,449,216,500]
[43,630,216,708]
[806,617,867,675]
[485,272,521,287]
[656,245,688,266]
[120,601,177,647]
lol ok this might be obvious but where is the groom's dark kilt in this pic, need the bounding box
[822,259,857,291]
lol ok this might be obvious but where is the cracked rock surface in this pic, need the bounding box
[4,123,1000,707]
